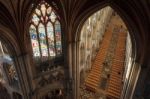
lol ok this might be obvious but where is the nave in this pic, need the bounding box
[80,14,127,99]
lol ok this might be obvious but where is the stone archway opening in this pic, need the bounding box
[79,6,133,99]
[0,40,20,99]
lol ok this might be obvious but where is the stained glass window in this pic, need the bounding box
[29,1,62,70]
[55,21,62,55]
[47,22,56,56]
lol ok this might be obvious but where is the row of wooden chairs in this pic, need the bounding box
[85,27,114,92]
[106,32,127,99]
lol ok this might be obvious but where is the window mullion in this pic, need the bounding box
[44,22,51,60]
[36,26,42,60]
[53,22,57,56]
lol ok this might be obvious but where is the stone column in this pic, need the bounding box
[72,41,77,99]
[13,54,33,99]
[68,40,80,99]
[66,41,74,99]
[76,41,80,99]
[121,62,141,99]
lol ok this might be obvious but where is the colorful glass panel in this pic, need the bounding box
[41,4,46,16]
[47,7,52,15]
[38,23,48,57]
[35,9,41,16]
[55,21,62,55]
[29,25,40,57]
[50,11,56,22]
[32,14,39,25]
[47,22,56,56]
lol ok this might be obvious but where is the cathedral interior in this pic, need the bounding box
[0,0,150,99]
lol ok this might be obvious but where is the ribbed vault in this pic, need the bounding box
[0,0,150,99]
[0,0,149,64]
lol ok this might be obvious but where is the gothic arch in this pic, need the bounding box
[0,27,23,98]
[73,2,145,99]
[75,3,142,62]
[28,0,63,69]
[79,42,85,67]
[0,27,21,56]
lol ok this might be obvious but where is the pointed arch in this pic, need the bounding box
[29,0,63,72]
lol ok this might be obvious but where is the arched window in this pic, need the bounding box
[29,1,62,72]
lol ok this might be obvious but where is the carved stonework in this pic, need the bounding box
[38,76,48,87]
[43,89,64,99]
[37,68,64,88]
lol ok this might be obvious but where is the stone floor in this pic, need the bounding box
[80,84,106,99]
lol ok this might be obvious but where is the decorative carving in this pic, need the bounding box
[38,76,48,87]
[43,89,64,99]
[38,69,64,87]
[3,63,19,88]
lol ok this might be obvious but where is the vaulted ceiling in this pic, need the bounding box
[0,0,150,66]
